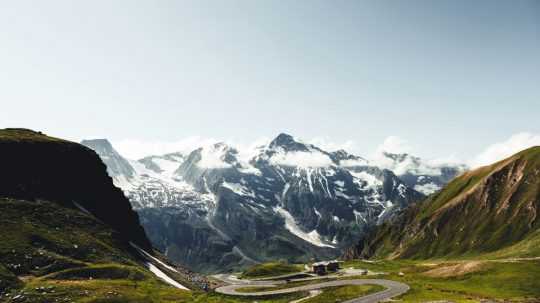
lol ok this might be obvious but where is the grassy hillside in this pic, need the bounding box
[0,186,303,303]
[0,197,196,302]
[240,262,304,279]
[346,146,540,260]
[342,259,540,302]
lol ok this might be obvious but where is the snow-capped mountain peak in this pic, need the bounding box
[259,133,337,168]
[268,133,310,152]
[83,134,465,273]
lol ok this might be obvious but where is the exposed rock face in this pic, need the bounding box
[344,146,540,260]
[84,133,430,273]
[81,139,136,180]
[1,129,151,250]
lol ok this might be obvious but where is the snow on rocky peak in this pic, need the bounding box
[196,143,237,169]
[82,139,215,211]
[258,133,336,168]
[138,152,185,175]
[374,151,467,195]
[83,133,460,273]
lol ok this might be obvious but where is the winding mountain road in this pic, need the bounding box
[214,274,409,303]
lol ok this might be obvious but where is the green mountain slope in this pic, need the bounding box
[0,129,201,302]
[345,146,540,260]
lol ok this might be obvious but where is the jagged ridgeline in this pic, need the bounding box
[0,129,202,302]
[82,133,464,273]
[345,146,540,260]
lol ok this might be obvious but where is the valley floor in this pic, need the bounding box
[205,258,540,303]
[4,258,540,303]
[341,258,540,302]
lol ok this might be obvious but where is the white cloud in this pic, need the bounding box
[111,135,359,162]
[426,154,464,167]
[113,137,219,160]
[370,136,468,175]
[340,158,369,167]
[107,133,540,173]
[307,137,356,152]
[232,136,271,163]
[270,151,334,168]
[375,136,412,154]
[197,144,232,169]
[470,132,540,168]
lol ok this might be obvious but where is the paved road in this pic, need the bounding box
[214,277,409,303]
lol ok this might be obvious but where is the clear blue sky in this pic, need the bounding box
[1,1,539,159]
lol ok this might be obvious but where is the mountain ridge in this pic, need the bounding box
[83,133,464,272]
[344,146,540,260]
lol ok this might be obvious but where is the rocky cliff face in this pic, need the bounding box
[0,129,151,250]
[345,146,540,260]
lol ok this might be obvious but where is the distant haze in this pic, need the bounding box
[1,1,539,164]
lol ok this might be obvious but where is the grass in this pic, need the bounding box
[480,230,540,260]
[12,275,192,303]
[235,278,334,293]
[0,264,22,293]
[0,198,196,302]
[3,262,309,303]
[44,264,147,281]
[342,259,540,302]
[302,284,384,303]
[240,262,304,279]
[0,197,311,303]
[0,128,69,143]
[189,292,307,303]
[0,198,140,276]
[234,283,384,302]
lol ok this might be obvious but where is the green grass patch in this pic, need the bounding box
[0,128,69,143]
[0,263,22,293]
[235,278,334,293]
[302,284,384,303]
[343,259,540,302]
[189,291,307,303]
[45,264,147,281]
[240,262,303,279]
[13,277,192,303]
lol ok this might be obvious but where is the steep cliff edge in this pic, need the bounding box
[0,129,201,301]
[0,129,150,250]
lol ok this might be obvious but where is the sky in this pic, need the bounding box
[1,1,539,164]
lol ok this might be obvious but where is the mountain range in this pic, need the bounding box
[344,146,540,260]
[82,133,466,272]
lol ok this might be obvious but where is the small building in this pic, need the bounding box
[326,261,340,272]
[312,262,327,275]
[312,260,341,275]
